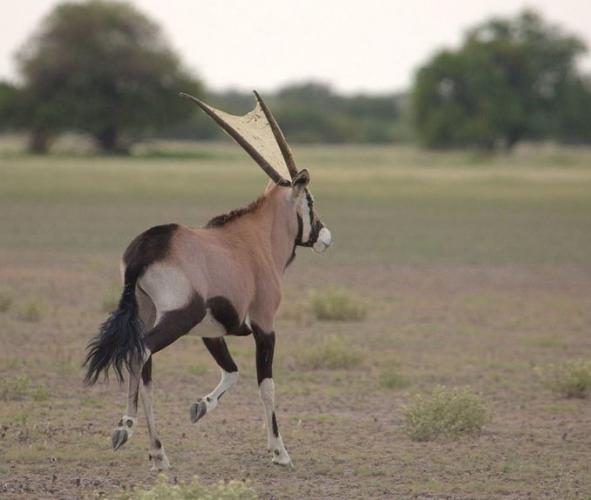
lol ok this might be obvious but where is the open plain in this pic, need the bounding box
[1,144,590,499]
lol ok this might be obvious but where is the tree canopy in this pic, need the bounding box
[413,11,591,149]
[16,0,201,152]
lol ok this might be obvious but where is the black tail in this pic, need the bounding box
[84,269,145,385]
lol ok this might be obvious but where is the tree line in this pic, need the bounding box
[0,1,589,153]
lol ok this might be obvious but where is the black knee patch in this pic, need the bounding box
[252,322,275,384]
[272,412,279,437]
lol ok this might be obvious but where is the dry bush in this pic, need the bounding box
[113,474,257,500]
[538,360,591,398]
[309,286,367,321]
[296,334,364,370]
[404,386,489,441]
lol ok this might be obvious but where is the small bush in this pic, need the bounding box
[0,376,31,401]
[296,335,364,370]
[31,384,50,402]
[309,286,367,321]
[379,369,411,390]
[404,386,489,441]
[17,301,43,322]
[0,292,12,312]
[114,474,257,500]
[538,360,591,398]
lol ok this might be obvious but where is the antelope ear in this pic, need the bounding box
[292,169,310,193]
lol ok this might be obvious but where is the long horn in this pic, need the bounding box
[179,92,291,186]
[253,91,298,179]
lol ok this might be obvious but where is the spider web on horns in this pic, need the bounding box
[210,102,292,181]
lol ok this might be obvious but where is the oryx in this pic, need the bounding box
[83,91,332,470]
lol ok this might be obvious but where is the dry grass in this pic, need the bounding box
[113,474,257,500]
[16,300,43,322]
[0,291,12,312]
[295,334,364,370]
[404,386,490,441]
[309,286,367,321]
[538,360,591,398]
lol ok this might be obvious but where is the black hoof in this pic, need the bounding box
[190,400,207,424]
[112,429,128,450]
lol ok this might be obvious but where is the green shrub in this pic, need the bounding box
[0,376,31,401]
[31,384,50,401]
[538,360,591,398]
[309,286,367,321]
[113,474,257,500]
[379,369,411,390]
[17,301,43,322]
[404,386,489,441]
[296,334,364,370]
[0,292,12,312]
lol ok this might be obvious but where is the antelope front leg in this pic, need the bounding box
[252,323,292,467]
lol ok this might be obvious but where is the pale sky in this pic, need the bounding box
[1,0,590,94]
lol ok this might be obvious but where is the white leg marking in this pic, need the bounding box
[191,370,239,423]
[141,382,170,471]
[260,378,291,466]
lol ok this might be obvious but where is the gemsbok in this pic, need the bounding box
[83,91,332,470]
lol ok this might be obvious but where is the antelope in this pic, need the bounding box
[83,91,332,470]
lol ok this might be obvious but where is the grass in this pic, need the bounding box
[1,142,591,498]
[113,474,257,500]
[295,335,364,370]
[403,386,490,441]
[538,360,591,398]
[309,286,367,321]
[379,368,411,390]
[0,291,12,312]
[16,300,43,322]
[0,376,31,401]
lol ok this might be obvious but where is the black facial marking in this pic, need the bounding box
[252,322,275,384]
[272,412,279,437]
[202,337,238,373]
[144,294,206,354]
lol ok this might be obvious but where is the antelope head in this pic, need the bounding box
[180,91,332,254]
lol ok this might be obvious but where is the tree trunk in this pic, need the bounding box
[28,128,50,154]
[95,126,127,153]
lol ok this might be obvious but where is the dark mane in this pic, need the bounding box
[205,196,266,228]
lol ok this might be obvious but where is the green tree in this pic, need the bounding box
[0,82,19,131]
[413,10,590,149]
[16,0,201,153]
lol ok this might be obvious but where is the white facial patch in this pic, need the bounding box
[313,227,332,253]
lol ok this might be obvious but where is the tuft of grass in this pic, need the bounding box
[113,474,257,500]
[379,368,411,390]
[31,385,50,402]
[403,386,489,441]
[0,376,31,401]
[296,335,364,370]
[309,286,367,321]
[16,301,43,322]
[0,291,13,312]
[537,360,591,398]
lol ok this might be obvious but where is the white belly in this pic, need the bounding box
[189,310,226,337]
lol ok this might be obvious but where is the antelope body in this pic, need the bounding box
[84,92,332,470]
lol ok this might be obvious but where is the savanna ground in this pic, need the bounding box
[1,141,590,499]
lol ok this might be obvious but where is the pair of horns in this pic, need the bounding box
[179,91,299,186]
